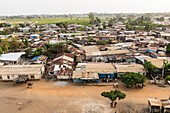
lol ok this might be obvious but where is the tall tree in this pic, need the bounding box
[0,39,10,52]
[143,60,157,78]
[96,17,101,25]
[9,37,20,52]
[101,90,126,108]
[108,18,114,27]
[88,12,95,24]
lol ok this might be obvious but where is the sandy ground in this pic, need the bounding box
[0,79,170,113]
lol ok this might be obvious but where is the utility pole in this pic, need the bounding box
[162,59,166,84]
[162,60,164,79]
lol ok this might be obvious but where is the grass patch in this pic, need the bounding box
[1,17,90,25]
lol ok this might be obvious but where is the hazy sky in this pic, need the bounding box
[0,0,170,15]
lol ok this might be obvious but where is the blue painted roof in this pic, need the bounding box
[32,56,40,61]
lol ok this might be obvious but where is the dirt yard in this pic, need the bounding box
[0,79,170,113]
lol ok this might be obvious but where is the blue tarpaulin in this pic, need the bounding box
[32,56,40,61]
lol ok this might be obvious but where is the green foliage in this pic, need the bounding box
[165,75,170,81]
[9,37,20,52]
[23,38,29,47]
[30,42,69,58]
[88,12,95,24]
[74,55,77,62]
[126,23,145,31]
[144,22,155,32]
[121,72,146,88]
[25,47,33,57]
[48,42,68,55]
[126,16,155,31]
[0,37,26,53]
[166,43,170,54]
[33,48,43,56]
[0,23,11,27]
[108,18,114,27]
[77,27,85,31]
[107,39,113,44]
[164,60,170,71]
[143,60,157,74]
[56,22,68,28]
[0,39,10,52]
[156,17,164,22]
[101,90,126,108]
[18,23,26,28]
[4,17,90,26]
[0,47,3,54]
[96,17,101,24]
[97,40,107,45]
[88,37,95,42]
[0,28,13,35]
[102,22,107,29]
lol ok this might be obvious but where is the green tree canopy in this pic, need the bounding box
[166,43,170,54]
[121,72,146,88]
[9,37,20,52]
[88,12,95,24]
[0,39,10,52]
[165,75,170,81]
[144,22,154,32]
[33,48,43,56]
[96,17,101,25]
[101,90,126,108]
[0,47,3,54]
[108,18,114,27]
[88,37,95,42]
[48,42,68,55]
[156,17,164,22]
[97,40,107,45]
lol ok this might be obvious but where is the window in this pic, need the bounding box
[7,76,10,79]
[30,75,35,79]
[0,76,2,80]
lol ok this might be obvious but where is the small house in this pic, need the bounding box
[48,53,74,80]
[0,52,25,65]
[115,64,146,77]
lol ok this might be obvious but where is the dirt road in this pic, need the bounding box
[0,79,170,113]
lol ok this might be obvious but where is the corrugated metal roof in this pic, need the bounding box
[0,52,25,62]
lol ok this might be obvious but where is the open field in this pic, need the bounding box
[0,17,90,25]
[0,79,170,113]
